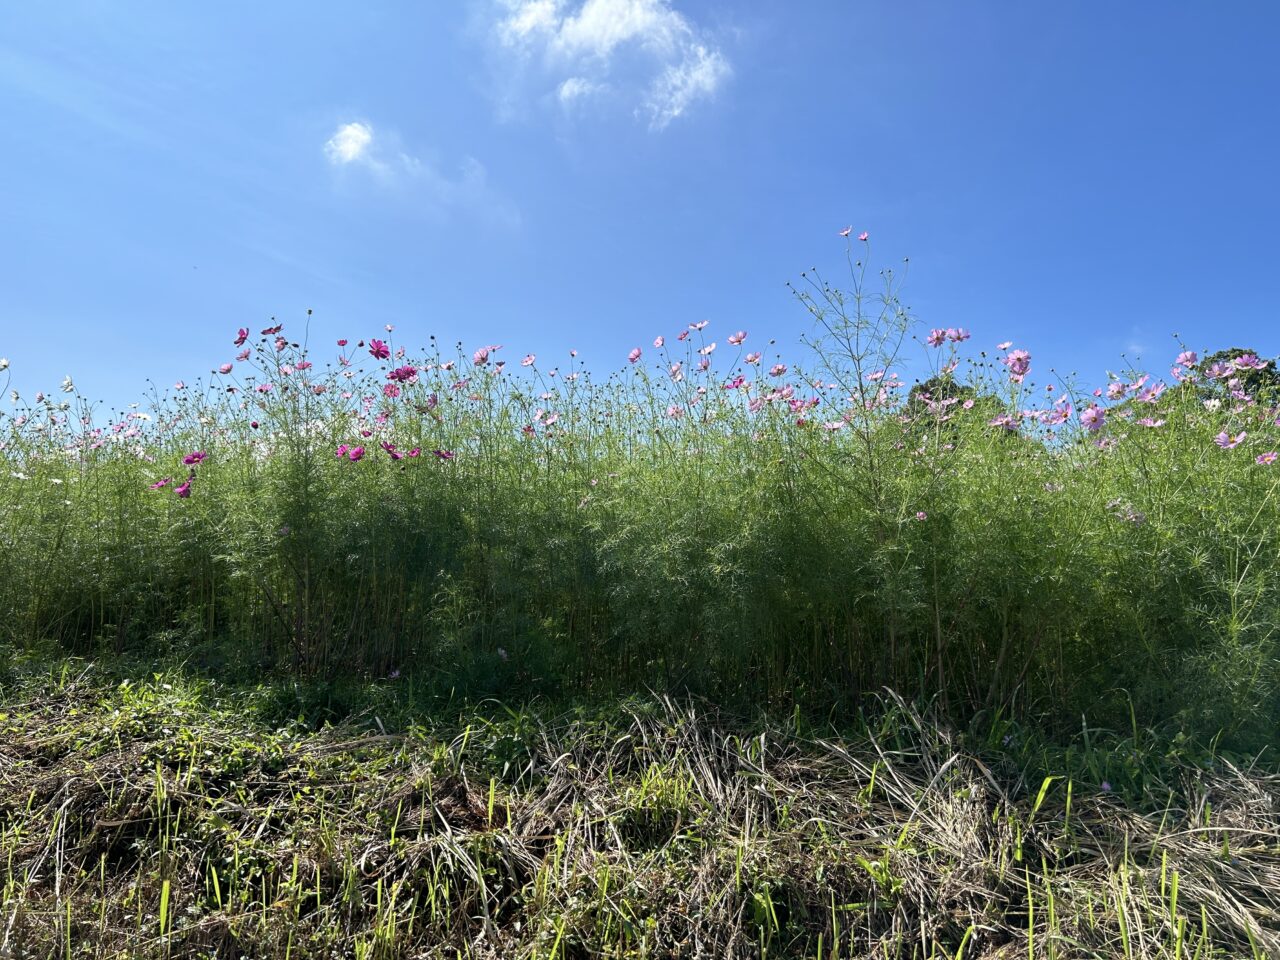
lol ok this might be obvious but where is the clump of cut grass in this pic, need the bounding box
[2,666,1277,958]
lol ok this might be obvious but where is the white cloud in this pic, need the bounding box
[645,42,730,130]
[557,75,603,106]
[493,0,730,129]
[321,120,517,225]
[324,121,374,165]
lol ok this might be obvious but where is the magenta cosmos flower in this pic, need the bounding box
[149,477,172,490]
[175,478,193,498]
[368,339,391,360]
[433,449,455,461]
[348,446,365,462]
[234,328,249,346]
[182,451,207,466]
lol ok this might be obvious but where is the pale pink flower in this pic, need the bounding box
[522,354,536,366]
[653,335,665,348]
[698,342,716,356]
[1176,350,1198,368]
[839,226,852,237]
[1215,430,1246,449]
[1257,452,1278,465]
[628,347,642,363]
[727,331,746,346]
[770,364,787,376]
[745,352,761,364]
[926,329,947,347]
[1080,405,1106,432]
[858,231,868,241]
[997,341,1013,350]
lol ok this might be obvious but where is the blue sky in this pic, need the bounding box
[2,2,1278,406]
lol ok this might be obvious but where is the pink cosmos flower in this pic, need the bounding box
[337,339,348,347]
[1257,452,1278,465]
[381,442,403,460]
[149,478,172,490]
[699,342,716,356]
[690,321,708,331]
[383,384,401,399]
[997,341,1013,350]
[522,354,536,366]
[989,413,1019,431]
[236,349,251,362]
[745,352,761,364]
[1135,382,1166,404]
[175,478,193,498]
[433,449,455,460]
[1137,417,1165,428]
[628,347,642,363]
[677,330,689,342]
[368,339,391,360]
[1232,353,1265,370]
[948,327,971,342]
[1003,349,1031,381]
[723,375,746,390]
[1080,405,1106,432]
[274,337,288,352]
[961,398,975,410]
[408,447,421,457]
[858,232,869,241]
[839,226,852,237]
[653,336,664,348]
[182,451,207,466]
[1176,350,1198,368]
[1106,381,1127,400]
[915,511,927,521]
[926,329,947,347]
[348,446,365,462]
[770,363,787,376]
[234,328,249,346]
[473,346,491,366]
[262,324,282,335]
[666,404,684,419]
[1215,431,1246,449]
[1205,362,1230,379]
[335,444,349,458]
[727,331,746,346]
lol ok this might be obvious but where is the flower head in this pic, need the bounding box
[727,331,746,346]
[1256,452,1278,465]
[368,339,391,360]
[234,328,249,346]
[1080,405,1106,432]
[1176,349,1198,368]
[1214,430,1246,449]
[926,329,947,347]
[628,347,642,364]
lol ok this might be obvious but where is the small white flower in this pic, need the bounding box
[50,478,63,485]
[1203,399,1221,411]
[0,357,9,371]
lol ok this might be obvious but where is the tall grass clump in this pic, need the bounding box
[1,245,1278,747]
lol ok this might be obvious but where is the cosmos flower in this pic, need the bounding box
[727,331,746,346]
[368,339,391,360]
[628,347,642,363]
[1080,405,1106,432]
[1215,431,1246,449]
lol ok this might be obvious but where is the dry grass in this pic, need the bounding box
[2,670,1278,958]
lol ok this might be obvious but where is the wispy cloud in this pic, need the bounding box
[492,0,731,129]
[320,120,518,225]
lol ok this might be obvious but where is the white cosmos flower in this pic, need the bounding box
[61,376,74,393]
